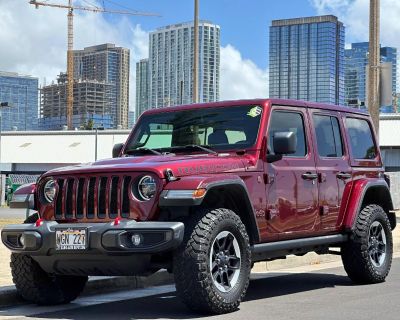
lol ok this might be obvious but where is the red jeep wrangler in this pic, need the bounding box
[2,99,396,314]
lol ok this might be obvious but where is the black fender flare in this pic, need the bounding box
[159,178,260,243]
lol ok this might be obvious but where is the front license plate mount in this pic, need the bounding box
[55,228,88,250]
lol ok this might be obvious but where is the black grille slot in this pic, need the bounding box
[65,179,75,219]
[109,176,119,218]
[98,177,108,218]
[87,177,96,218]
[121,176,131,218]
[76,178,85,218]
[55,179,64,219]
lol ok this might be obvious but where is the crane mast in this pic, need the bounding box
[67,0,73,130]
[29,0,159,130]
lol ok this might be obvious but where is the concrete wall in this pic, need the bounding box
[0,130,130,167]
[387,172,400,209]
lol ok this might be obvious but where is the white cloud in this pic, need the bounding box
[310,0,400,48]
[0,0,149,110]
[220,44,269,100]
[0,1,269,110]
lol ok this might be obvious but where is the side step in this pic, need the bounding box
[251,234,348,262]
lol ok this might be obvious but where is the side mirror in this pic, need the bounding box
[273,131,297,155]
[266,131,297,163]
[113,143,124,158]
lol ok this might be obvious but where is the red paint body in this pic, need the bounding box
[36,99,388,243]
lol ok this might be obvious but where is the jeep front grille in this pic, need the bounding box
[54,175,132,220]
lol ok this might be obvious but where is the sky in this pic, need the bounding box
[1,0,400,110]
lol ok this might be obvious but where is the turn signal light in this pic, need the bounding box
[193,188,207,198]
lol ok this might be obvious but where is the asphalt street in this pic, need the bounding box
[1,258,399,320]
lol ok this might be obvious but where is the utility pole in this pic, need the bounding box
[193,0,199,103]
[368,0,380,135]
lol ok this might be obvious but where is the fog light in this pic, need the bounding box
[131,234,142,246]
[18,234,25,247]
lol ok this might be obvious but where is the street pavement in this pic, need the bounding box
[1,257,399,320]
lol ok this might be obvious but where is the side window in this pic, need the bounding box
[268,111,307,157]
[313,115,343,158]
[345,118,377,159]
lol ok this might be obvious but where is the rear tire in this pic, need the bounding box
[11,253,88,305]
[173,208,251,314]
[341,204,393,284]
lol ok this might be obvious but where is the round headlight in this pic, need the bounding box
[43,179,56,203]
[137,176,156,201]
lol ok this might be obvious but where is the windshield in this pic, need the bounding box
[124,105,263,154]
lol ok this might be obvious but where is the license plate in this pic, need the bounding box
[55,228,87,250]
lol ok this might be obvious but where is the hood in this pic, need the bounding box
[44,153,247,178]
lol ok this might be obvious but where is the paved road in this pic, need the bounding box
[1,258,399,320]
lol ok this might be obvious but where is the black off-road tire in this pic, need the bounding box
[11,253,88,305]
[173,208,251,314]
[341,204,393,284]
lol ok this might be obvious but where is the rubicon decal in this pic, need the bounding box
[177,163,241,175]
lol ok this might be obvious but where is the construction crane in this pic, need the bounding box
[29,0,159,130]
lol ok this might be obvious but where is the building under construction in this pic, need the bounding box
[73,44,130,129]
[40,72,114,130]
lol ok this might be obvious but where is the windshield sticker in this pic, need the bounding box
[247,106,262,118]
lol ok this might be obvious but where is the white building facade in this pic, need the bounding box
[147,21,220,109]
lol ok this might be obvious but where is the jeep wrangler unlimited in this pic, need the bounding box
[2,99,396,314]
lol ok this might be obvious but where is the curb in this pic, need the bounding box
[0,270,174,308]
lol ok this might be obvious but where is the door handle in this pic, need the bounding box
[301,172,318,180]
[337,172,352,180]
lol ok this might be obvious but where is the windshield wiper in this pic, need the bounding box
[125,147,161,156]
[171,145,217,155]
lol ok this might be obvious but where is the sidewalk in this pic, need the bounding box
[0,243,12,286]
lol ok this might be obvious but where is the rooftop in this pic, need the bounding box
[271,15,340,27]
[0,71,38,80]
[153,20,219,32]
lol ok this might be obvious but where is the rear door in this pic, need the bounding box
[265,106,319,240]
[309,110,352,231]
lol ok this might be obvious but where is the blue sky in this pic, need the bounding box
[1,0,398,104]
[102,0,316,70]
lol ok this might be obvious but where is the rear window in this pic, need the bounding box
[345,118,377,159]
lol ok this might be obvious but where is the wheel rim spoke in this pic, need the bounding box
[368,221,387,268]
[209,231,241,293]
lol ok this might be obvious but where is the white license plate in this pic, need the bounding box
[55,228,87,250]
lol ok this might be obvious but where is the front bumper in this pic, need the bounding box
[1,220,184,276]
[1,220,184,255]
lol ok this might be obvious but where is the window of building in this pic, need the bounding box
[345,117,376,159]
[268,110,307,157]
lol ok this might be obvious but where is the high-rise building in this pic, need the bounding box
[128,110,135,128]
[0,71,39,131]
[345,42,397,111]
[73,44,130,128]
[145,21,220,111]
[135,59,149,120]
[269,15,345,105]
[40,73,113,130]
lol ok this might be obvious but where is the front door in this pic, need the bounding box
[309,110,352,231]
[265,107,319,240]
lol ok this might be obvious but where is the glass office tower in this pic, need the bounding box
[0,71,39,131]
[269,15,345,105]
[345,42,397,112]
